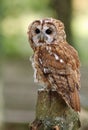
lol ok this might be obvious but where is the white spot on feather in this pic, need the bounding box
[44,68,49,74]
[60,59,64,63]
[54,53,59,60]
[33,67,38,82]
[38,88,45,92]
[46,46,52,55]
[46,46,49,51]
[39,58,42,64]
[30,56,38,82]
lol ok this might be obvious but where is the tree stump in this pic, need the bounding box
[29,89,81,130]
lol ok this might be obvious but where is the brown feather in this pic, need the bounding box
[70,87,80,111]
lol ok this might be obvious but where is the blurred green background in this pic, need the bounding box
[0,0,88,63]
[0,0,88,130]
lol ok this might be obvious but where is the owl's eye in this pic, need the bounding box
[46,29,52,35]
[35,28,40,34]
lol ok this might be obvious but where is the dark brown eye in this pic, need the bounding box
[46,29,52,34]
[35,28,40,34]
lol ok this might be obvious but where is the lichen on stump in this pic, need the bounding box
[29,89,81,130]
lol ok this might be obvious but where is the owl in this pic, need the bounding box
[27,18,80,112]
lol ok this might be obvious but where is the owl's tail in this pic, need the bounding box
[70,87,80,112]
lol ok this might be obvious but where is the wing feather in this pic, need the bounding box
[37,43,80,111]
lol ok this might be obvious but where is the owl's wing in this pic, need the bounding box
[38,43,80,111]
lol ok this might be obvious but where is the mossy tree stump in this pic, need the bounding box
[29,89,81,130]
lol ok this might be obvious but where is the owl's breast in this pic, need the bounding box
[37,45,66,72]
[33,44,76,88]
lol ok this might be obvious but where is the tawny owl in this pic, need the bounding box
[27,18,80,112]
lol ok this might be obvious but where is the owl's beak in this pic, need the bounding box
[39,33,44,42]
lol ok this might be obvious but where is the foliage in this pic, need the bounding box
[0,0,88,64]
[1,0,54,58]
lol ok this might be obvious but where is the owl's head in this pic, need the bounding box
[27,18,66,50]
